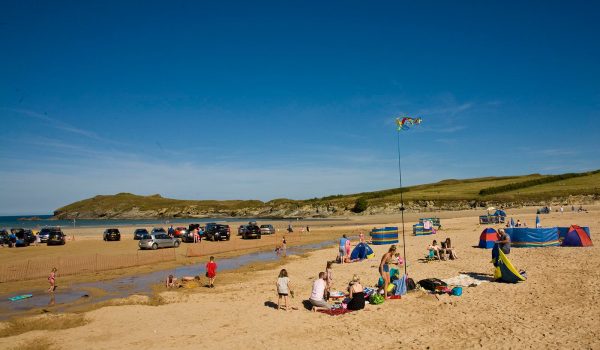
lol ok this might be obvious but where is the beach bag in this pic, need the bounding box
[369,293,385,305]
[418,278,447,292]
[406,278,416,291]
[451,287,463,296]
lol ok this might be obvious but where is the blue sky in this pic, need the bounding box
[1,1,599,215]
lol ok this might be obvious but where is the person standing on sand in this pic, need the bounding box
[379,245,397,299]
[339,234,348,264]
[47,267,57,293]
[497,229,511,255]
[345,236,351,258]
[359,231,365,243]
[206,256,217,288]
[325,261,333,298]
[276,269,293,310]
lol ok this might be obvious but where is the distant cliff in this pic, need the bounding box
[53,171,600,219]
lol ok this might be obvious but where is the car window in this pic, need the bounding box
[141,234,151,240]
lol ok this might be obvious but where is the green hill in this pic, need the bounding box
[53,170,600,219]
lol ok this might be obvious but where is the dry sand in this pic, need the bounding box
[0,208,598,349]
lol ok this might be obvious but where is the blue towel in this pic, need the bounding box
[392,275,407,296]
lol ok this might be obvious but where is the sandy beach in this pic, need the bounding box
[0,207,598,349]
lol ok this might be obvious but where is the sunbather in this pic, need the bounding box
[428,240,441,260]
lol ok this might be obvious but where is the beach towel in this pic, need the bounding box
[317,308,353,316]
[392,275,407,296]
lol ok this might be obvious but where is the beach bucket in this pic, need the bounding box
[451,286,462,296]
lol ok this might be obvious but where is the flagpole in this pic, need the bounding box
[397,130,408,277]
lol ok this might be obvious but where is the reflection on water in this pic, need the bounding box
[0,240,336,319]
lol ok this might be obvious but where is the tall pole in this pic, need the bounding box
[397,131,408,276]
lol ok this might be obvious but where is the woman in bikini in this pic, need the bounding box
[379,245,397,299]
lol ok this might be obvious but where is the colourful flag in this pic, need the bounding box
[395,116,422,131]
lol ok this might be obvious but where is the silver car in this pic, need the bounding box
[260,224,275,235]
[138,233,180,250]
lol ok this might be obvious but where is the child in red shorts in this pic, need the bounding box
[206,256,217,288]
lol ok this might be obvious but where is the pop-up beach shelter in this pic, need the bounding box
[562,225,593,247]
[506,227,560,248]
[350,242,375,260]
[492,244,527,283]
[478,228,498,249]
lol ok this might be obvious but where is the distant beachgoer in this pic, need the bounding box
[560,206,564,214]
[516,220,522,227]
[306,225,310,233]
[287,224,293,233]
[346,275,365,311]
[168,225,175,237]
[282,236,287,250]
[339,235,348,264]
[359,231,365,243]
[47,267,57,293]
[166,274,178,288]
[309,272,331,312]
[379,245,397,299]
[497,229,511,255]
[206,256,217,288]
[35,233,41,246]
[276,269,292,310]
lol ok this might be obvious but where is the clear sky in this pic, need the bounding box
[1,1,599,215]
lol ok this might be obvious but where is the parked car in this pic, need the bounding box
[174,226,188,238]
[103,228,121,241]
[204,223,231,241]
[181,231,195,243]
[11,228,35,247]
[260,224,276,235]
[47,229,66,245]
[242,223,261,239]
[0,229,11,246]
[138,232,180,250]
[39,227,62,243]
[237,225,247,236]
[133,228,149,240]
[151,227,167,237]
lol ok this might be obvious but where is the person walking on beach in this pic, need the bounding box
[47,267,57,293]
[276,269,293,310]
[206,256,217,288]
[359,231,365,244]
[339,234,348,264]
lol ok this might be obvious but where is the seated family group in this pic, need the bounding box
[427,238,458,260]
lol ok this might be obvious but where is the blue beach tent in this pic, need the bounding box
[350,242,375,260]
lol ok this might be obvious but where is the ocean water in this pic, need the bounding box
[0,215,291,230]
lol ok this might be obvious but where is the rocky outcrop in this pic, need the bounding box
[53,194,600,220]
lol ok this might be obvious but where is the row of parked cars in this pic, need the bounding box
[237,223,276,239]
[0,227,67,247]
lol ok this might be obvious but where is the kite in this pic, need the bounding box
[395,116,422,131]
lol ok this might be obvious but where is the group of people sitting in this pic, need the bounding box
[427,238,458,261]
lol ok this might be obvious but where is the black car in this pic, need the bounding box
[0,229,11,246]
[47,230,66,245]
[204,223,231,241]
[241,224,261,240]
[39,227,62,243]
[133,228,149,240]
[11,228,35,247]
[103,228,121,241]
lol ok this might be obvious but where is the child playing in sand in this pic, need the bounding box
[276,269,293,310]
[47,267,57,293]
[206,256,217,288]
[165,274,178,288]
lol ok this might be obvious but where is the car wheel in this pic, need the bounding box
[257,235,261,239]
[174,241,180,248]
[152,243,158,250]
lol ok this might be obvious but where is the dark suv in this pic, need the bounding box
[241,224,261,239]
[39,227,62,243]
[47,229,66,245]
[103,228,121,241]
[204,223,231,241]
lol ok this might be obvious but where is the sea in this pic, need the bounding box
[0,215,279,230]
